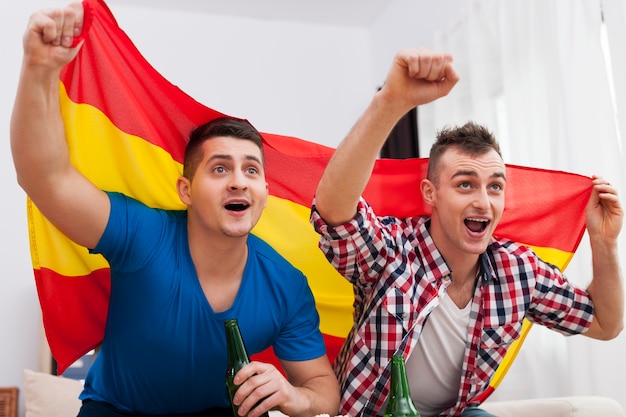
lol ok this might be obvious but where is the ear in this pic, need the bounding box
[421,178,436,207]
[177,176,192,206]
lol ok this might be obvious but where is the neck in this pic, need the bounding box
[188,233,248,313]
[444,257,480,308]
[187,225,249,284]
[428,223,480,285]
[447,257,480,285]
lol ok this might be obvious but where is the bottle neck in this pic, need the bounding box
[225,319,249,365]
[389,356,411,397]
[385,355,421,417]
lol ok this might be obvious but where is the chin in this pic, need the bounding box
[221,227,252,239]
[464,241,490,255]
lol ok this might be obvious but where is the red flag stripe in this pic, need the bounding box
[62,0,220,164]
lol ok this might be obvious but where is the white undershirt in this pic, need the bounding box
[406,294,471,417]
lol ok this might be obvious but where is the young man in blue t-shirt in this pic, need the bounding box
[11,3,339,417]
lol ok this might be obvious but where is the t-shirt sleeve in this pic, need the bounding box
[272,271,327,362]
[90,192,167,272]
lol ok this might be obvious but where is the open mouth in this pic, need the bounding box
[224,202,249,212]
[464,217,489,233]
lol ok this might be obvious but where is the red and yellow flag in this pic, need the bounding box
[30,0,591,398]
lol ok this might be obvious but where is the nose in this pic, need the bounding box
[473,187,490,209]
[228,169,249,191]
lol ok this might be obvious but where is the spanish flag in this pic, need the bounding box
[29,0,591,399]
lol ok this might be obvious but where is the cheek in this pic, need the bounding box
[256,183,269,199]
[492,198,505,219]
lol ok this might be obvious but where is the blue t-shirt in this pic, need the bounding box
[79,192,325,414]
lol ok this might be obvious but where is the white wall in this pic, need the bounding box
[0,0,55,410]
[106,4,375,147]
[370,0,467,93]
[106,0,468,144]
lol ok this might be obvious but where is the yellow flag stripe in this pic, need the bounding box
[61,83,185,210]
[253,197,354,338]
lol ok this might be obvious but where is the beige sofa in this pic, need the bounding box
[22,369,624,417]
[481,396,625,417]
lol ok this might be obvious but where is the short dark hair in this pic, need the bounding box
[183,117,265,180]
[427,121,502,185]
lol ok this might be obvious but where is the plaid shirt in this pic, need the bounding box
[310,198,593,417]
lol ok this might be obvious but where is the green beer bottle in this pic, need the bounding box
[384,354,421,417]
[224,319,269,417]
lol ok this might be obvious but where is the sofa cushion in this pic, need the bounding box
[481,396,625,417]
[23,369,83,417]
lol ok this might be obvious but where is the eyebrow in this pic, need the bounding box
[207,154,263,165]
[451,169,507,181]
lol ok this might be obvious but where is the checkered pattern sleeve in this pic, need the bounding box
[310,197,404,288]
[527,255,594,335]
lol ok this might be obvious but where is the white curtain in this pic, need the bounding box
[419,0,626,408]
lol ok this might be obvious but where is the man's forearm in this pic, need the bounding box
[315,92,407,226]
[289,375,340,417]
[587,238,624,339]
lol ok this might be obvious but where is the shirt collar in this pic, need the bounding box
[478,249,499,286]
[415,219,452,283]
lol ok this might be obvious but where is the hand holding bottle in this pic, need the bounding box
[225,319,301,417]
[225,319,271,417]
[225,319,338,417]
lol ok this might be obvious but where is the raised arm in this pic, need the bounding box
[314,48,459,226]
[10,2,110,249]
[582,176,624,340]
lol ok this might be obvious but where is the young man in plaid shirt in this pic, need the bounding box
[310,48,624,417]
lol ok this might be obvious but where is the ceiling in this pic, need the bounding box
[108,0,439,28]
